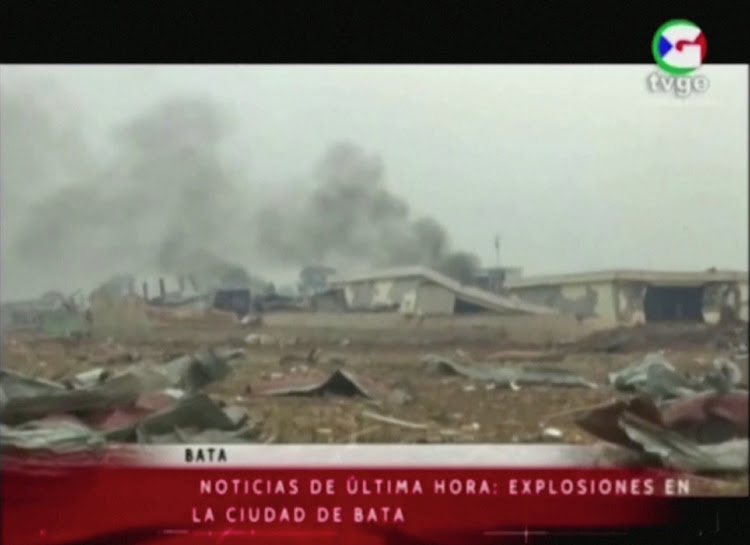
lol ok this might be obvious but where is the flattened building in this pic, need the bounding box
[504,269,749,325]
[326,266,556,316]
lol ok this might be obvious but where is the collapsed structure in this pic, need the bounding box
[504,269,749,326]
[320,266,557,316]
[3,266,747,336]
[309,266,749,325]
[0,292,88,336]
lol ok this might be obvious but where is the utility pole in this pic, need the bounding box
[494,233,501,267]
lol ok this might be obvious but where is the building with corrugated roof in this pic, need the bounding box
[327,266,557,316]
[504,269,749,325]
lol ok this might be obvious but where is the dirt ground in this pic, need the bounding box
[1,322,748,495]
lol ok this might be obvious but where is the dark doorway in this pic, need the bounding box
[643,286,704,322]
[213,289,251,318]
[453,298,490,314]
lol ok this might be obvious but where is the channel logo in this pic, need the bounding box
[652,20,707,76]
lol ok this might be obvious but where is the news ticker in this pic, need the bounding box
[1,444,740,545]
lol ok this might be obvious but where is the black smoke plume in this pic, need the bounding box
[0,79,480,298]
[253,142,481,282]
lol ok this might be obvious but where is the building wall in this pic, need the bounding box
[612,280,748,325]
[613,281,647,325]
[132,274,194,301]
[509,282,617,324]
[261,311,611,344]
[415,283,456,315]
[507,268,750,326]
[343,278,421,310]
[738,281,748,322]
[703,282,743,324]
[344,282,373,308]
[312,290,347,312]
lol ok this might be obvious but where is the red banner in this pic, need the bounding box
[1,460,694,545]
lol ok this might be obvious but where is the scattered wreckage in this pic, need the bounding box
[420,354,598,389]
[607,351,745,400]
[0,348,259,454]
[417,348,749,475]
[576,352,748,474]
[2,327,748,479]
[256,369,374,398]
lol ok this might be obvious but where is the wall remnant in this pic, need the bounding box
[512,285,601,319]
[615,282,647,325]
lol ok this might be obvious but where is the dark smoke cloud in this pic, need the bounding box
[254,142,481,283]
[1,79,481,298]
[0,80,94,228]
[0,79,104,297]
[1,85,252,297]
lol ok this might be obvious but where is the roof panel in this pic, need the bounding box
[504,269,749,289]
[331,266,557,315]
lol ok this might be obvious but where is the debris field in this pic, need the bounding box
[1,323,747,495]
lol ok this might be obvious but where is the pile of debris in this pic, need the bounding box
[420,354,597,390]
[576,352,748,473]
[0,348,259,454]
[575,323,749,356]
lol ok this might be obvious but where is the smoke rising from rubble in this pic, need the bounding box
[0,79,480,298]
[254,142,481,282]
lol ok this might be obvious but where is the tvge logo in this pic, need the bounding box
[648,19,709,98]
[647,72,709,98]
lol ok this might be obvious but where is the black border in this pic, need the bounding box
[0,2,747,63]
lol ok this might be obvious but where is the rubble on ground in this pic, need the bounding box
[255,369,374,398]
[0,417,106,454]
[0,347,257,453]
[484,349,566,363]
[576,323,749,354]
[576,393,748,473]
[420,354,597,389]
[576,352,748,473]
[2,319,748,489]
[245,333,276,346]
[608,351,745,400]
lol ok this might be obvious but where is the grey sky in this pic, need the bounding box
[0,65,747,297]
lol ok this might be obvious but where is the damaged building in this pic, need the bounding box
[94,274,205,305]
[0,292,88,336]
[469,266,523,293]
[92,272,255,317]
[504,269,749,326]
[321,266,556,316]
[298,266,336,296]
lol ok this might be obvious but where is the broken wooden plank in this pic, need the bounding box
[361,410,429,430]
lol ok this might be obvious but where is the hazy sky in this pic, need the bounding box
[0,65,747,298]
